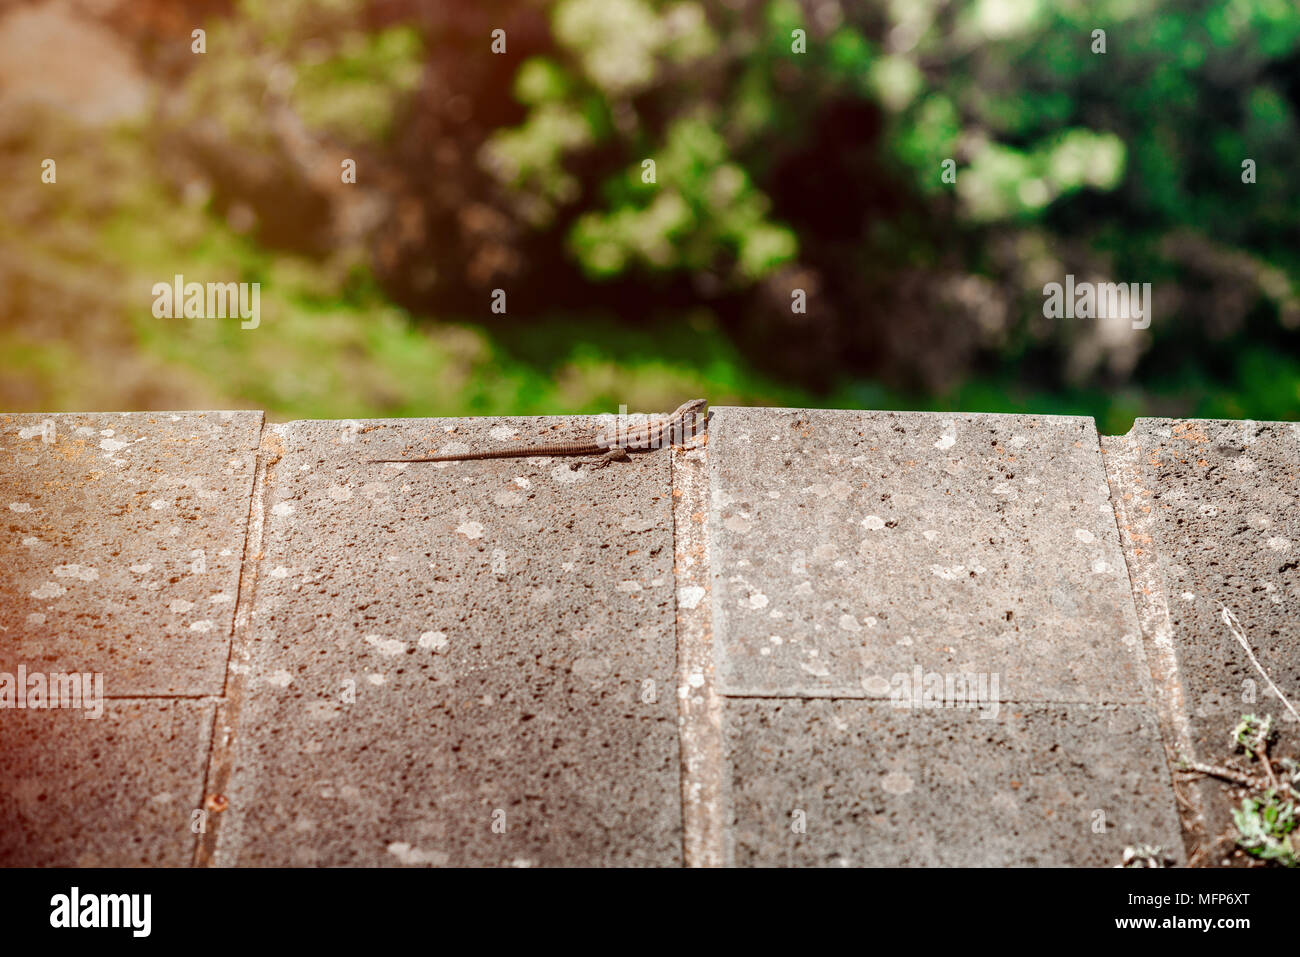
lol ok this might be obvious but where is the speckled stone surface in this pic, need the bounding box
[0,699,214,865]
[1125,418,1300,844]
[6,406,1292,869]
[725,698,1183,866]
[0,412,263,695]
[215,417,682,866]
[708,407,1146,702]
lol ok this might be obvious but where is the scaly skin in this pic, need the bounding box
[368,399,708,465]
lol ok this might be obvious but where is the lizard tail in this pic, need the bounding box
[367,456,453,463]
[367,453,490,463]
[368,445,595,463]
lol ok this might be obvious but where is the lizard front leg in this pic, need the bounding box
[589,447,631,469]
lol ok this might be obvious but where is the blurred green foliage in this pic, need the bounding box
[292,27,424,142]
[2,0,1298,427]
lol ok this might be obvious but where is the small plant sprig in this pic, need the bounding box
[1231,790,1297,866]
[1116,844,1170,868]
[1168,609,1300,867]
[1232,713,1273,761]
[1173,712,1299,867]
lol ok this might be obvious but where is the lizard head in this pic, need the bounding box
[672,398,708,419]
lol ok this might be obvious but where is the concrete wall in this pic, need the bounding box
[2,408,1296,866]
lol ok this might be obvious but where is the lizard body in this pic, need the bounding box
[368,399,707,466]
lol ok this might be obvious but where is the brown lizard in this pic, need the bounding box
[368,399,707,467]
